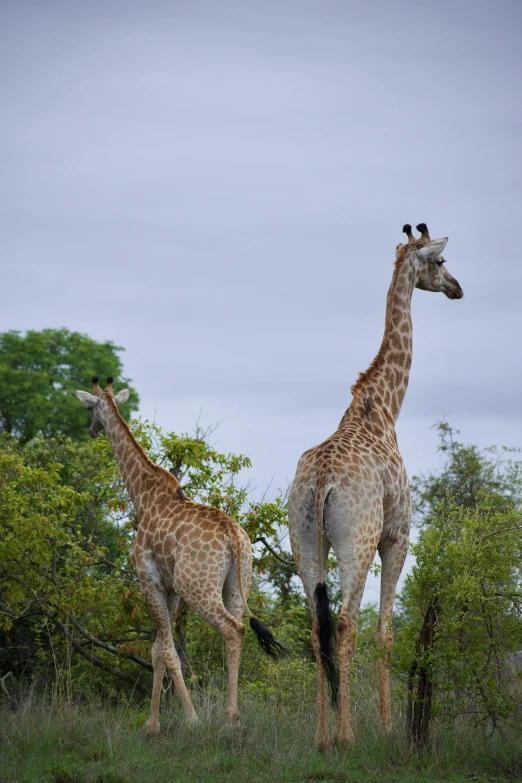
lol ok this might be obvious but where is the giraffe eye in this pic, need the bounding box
[436,260,443,267]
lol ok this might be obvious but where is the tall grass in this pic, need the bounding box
[1,685,521,783]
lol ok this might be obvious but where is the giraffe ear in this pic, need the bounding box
[74,390,99,407]
[416,237,448,262]
[114,389,130,406]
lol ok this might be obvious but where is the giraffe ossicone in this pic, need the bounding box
[288,224,463,749]
[74,377,283,733]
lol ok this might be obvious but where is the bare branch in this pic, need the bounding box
[0,570,26,587]
[52,617,149,697]
[68,613,152,671]
[0,672,16,706]
[254,536,297,571]
[477,525,522,544]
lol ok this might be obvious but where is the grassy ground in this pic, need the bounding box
[1,692,521,783]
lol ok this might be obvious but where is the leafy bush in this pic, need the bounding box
[397,424,522,748]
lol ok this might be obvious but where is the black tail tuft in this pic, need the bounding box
[314,582,339,707]
[249,617,285,658]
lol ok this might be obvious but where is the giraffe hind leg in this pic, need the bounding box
[325,497,383,747]
[200,593,246,722]
[376,531,409,732]
[295,544,332,751]
[221,566,247,721]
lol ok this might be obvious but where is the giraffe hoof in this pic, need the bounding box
[144,721,161,737]
[315,734,332,752]
[334,736,354,750]
[226,710,241,726]
[334,728,354,748]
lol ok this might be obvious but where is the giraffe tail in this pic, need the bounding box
[228,525,285,659]
[249,616,285,658]
[314,480,339,706]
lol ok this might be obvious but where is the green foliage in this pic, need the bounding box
[397,423,522,743]
[182,586,314,703]
[0,418,296,700]
[412,421,522,524]
[4,342,522,767]
[131,419,294,590]
[0,433,146,691]
[0,441,92,632]
[397,504,522,719]
[132,421,253,520]
[0,329,139,443]
[3,698,522,783]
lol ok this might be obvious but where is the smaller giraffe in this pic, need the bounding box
[75,377,282,732]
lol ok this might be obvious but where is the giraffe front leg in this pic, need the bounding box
[376,622,392,733]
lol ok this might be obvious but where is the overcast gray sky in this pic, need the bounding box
[3,0,521,602]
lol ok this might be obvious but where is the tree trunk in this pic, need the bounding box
[174,599,189,680]
[406,596,440,752]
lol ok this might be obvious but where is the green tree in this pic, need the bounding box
[0,420,293,700]
[397,424,522,750]
[134,420,297,598]
[0,329,139,443]
[412,421,522,523]
[0,432,147,697]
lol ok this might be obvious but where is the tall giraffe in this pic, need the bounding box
[288,224,463,749]
[75,377,282,733]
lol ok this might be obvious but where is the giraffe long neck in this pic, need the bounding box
[350,250,415,423]
[102,400,158,513]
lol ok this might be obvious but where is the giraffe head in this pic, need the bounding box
[74,376,130,438]
[398,223,463,300]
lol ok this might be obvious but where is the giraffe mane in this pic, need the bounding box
[104,394,181,491]
[350,246,407,397]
